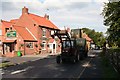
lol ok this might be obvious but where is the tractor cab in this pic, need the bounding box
[61,39,75,56]
[52,29,88,64]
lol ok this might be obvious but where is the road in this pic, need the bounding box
[2,50,102,79]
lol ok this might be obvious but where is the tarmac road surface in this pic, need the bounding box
[2,50,103,79]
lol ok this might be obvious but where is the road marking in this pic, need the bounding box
[11,66,33,75]
[0,69,4,75]
[11,69,26,74]
[77,58,92,79]
[1,72,5,75]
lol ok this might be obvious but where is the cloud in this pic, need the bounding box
[1,0,108,33]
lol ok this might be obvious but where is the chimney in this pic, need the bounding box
[22,6,28,14]
[44,14,49,20]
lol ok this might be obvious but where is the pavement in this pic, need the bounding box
[1,52,60,66]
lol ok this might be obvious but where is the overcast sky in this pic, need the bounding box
[0,0,109,34]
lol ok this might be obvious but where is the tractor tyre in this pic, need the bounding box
[56,55,61,64]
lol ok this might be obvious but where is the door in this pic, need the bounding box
[53,44,56,53]
[53,44,55,49]
[4,43,15,54]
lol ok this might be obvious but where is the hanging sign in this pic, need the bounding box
[7,31,16,38]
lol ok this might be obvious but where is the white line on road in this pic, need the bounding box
[77,58,92,79]
[1,72,4,75]
[11,66,33,75]
[11,69,26,74]
[0,69,4,75]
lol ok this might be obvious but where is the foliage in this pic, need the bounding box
[82,28,106,47]
[99,51,120,78]
[108,48,120,53]
[102,1,120,47]
[0,62,14,68]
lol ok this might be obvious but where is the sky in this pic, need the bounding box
[0,0,110,35]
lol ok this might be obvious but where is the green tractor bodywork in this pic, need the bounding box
[76,38,88,59]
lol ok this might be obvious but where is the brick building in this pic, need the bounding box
[1,7,60,57]
[0,24,2,56]
[82,32,92,50]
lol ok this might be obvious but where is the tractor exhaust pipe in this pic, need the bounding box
[79,29,82,38]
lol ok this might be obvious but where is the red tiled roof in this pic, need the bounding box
[28,13,59,30]
[1,20,13,28]
[10,19,18,23]
[13,25,37,41]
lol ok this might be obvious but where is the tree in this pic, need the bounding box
[102,1,120,47]
[82,28,106,47]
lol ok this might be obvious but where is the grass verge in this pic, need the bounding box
[0,62,15,68]
[99,52,119,79]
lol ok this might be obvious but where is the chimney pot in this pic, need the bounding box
[22,6,28,14]
[44,14,49,20]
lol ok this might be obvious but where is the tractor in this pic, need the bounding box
[52,29,88,64]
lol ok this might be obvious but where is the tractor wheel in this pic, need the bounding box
[56,55,61,64]
[80,54,84,60]
[73,59,76,63]
[62,59,66,63]
[85,52,88,58]
[71,57,76,63]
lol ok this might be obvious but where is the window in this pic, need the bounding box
[26,42,33,49]
[51,30,54,35]
[49,44,52,49]
[53,44,55,49]
[42,42,46,50]
[42,28,46,37]
[5,28,9,33]
[63,40,74,48]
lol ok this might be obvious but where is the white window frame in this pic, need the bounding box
[26,42,34,49]
[42,41,46,50]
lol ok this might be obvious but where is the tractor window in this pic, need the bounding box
[63,41,74,48]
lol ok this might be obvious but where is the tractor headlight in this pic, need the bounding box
[63,50,68,52]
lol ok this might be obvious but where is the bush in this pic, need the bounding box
[108,48,120,54]
[100,51,119,78]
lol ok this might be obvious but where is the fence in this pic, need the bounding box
[106,49,120,73]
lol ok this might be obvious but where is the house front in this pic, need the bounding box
[1,7,60,57]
